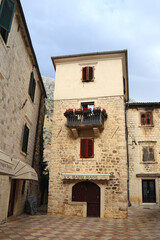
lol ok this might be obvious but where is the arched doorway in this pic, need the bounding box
[72,181,100,217]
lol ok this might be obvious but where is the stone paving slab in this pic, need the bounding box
[0,206,160,240]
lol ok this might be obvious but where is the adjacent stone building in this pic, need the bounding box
[48,51,129,218]
[127,102,160,206]
[0,0,46,223]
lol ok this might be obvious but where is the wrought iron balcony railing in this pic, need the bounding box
[64,109,107,129]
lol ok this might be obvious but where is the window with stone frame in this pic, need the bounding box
[80,139,94,158]
[142,146,154,162]
[28,71,36,102]
[0,0,16,44]
[82,66,94,82]
[140,112,152,125]
[81,102,94,111]
[22,123,29,154]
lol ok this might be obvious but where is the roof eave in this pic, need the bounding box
[16,0,47,98]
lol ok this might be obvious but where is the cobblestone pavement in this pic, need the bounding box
[0,206,160,240]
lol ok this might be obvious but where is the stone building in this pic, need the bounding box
[48,51,129,218]
[127,102,160,206]
[0,0,46,223]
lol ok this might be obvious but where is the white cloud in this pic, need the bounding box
[21,0,160,101]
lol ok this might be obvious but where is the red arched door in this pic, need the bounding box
[72,181,100,217]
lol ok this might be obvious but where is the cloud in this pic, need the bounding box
[21,0,160,101]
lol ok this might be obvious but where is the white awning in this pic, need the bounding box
[0,150,14,175]
[12,158,38,181]
[62,173,111,180]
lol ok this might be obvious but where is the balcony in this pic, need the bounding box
[64,108,107,138]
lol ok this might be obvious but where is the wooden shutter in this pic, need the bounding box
[141,112,152,125]
[88,139,94,157]
[82,67,94,81]
[89,67,93,80]
[143,147,149,161]
[146,112,152,125]
[29,72,36,102]
[141,113,146,125]
[86,67,89,81]
[0,0,16,32]
[80,139,94,158]
[82,67,86,81]
[149,147,154,161]
[80,139,86,158]
[22,124,29,153]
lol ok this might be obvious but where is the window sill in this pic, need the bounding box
[28,94,35,105]
[20,151,27,157]
[78,158,96,161]
[140,203,157,206]
[82,79,94,83]
[140,161,157,164]
[138,125,154,128]
[0,34,9,52]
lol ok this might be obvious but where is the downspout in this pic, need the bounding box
[125,103,131,206]
[32,93,43,168]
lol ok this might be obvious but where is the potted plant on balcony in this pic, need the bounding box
[102,108,107,118]
[64,109,74,117]
[93,107,101,114]
[75,108,82,115]
[83,107,91,114]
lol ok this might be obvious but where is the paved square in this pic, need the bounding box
[0,206,160,240]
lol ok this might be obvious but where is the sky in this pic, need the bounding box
[21,0,160,102]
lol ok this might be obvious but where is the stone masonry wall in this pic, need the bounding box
[31,95,46,206]
[0,5,45,222]
[127,107,160,206]
[48,96,128,219]
[0,176,10,224]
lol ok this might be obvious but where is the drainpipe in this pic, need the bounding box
[125,102,131,206]
[32,93,43,168]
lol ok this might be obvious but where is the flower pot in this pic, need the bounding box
[75,108,82,115]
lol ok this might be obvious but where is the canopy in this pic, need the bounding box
[12,158,38,181]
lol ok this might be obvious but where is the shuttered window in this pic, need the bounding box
[143,147,154,162]
[22,124,29,154]
[141,112,152,125]
[82,67,94,82]
[0,0,16,43]
[80,139,94,158]
[28,72,36,102]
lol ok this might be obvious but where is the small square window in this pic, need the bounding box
[141,112,152,125]
[142,146,154,162]
[82,67,94,82]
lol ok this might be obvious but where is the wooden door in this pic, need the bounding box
[8,180,17,217]
[142,180,156,203]
[86,182,100,217]
[72,181,100,217]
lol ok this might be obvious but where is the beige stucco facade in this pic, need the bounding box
[0,0,46,224]
[48,51,129,219]
[53,52,128,101]
[127,103,160,207]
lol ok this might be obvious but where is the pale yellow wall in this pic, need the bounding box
[54,58,124,100]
